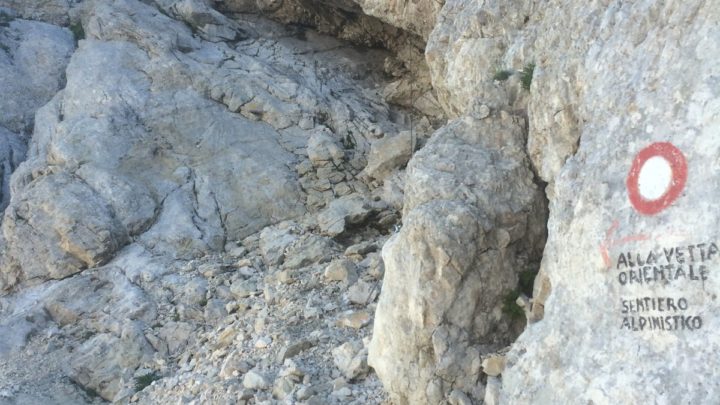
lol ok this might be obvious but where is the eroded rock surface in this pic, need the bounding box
[502,2,720,404]
[369,114,546,404]
[0,0,425,402]
[1,0,715,404]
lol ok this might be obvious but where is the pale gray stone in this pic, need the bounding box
[307,130,344,167]
[243,370,270,390]
[362,131,412,181]
[323,259,358,284]
[332,340,369,380]
[317,194,379,237]
[501,3,720,404]
[0,18,74,133]
[69,324,154,401]
[369,115,546,404]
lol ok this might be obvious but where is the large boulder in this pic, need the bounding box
[369,114,546,404]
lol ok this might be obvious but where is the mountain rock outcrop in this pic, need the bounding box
[0,0,718,404]
[501,2,720,404]
[369,114,546,404]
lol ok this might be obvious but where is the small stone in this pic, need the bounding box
[204,299,228,321]
[334,182,353,196]
[299,115,314,130]
[471,103,491,120]
[346,280,377,305]
[243,370,270,390]
[304,305,322,319]
[238,389,254,400]
[317,194,374,236]
[337,311,371,329]
[237,266,256,277]
[215,327,237,349]
[227,246,248,258]
[296,385,315,400]
[333,387,352,397]
[230,280,257,299]
[277,270,295,284]
[344,242,378,259]
[219,350,251,379]
[272,376,295,400]
[307,131,344,166]
[255,336,272,349]
[332,377,348,390]
[484,376,501,405]
[332,341,369,380]
[324,259,358,284]
[296,160,314,176]
[449,389,473,405]
[363,253,385,280]
[278,340,315,361]
[279,359,305,379]
[482,354,506,377]
[362,131,412,180]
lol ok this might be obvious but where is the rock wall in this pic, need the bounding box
[0,0,718,403]
[502,1,720,403]
[370,0,720,403]
[369,114,546,404]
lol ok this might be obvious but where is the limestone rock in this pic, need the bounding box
[282,234,337,269]
[337,310,371,329]
[0,129,27,212]
[0,1,71,26]
[332,340,369,380]
[485,377,500,405]
[158,322,195,356]
[278,340,315,361]
[243,369,270,390]
[219,350,251,379]
[323,259,359,284]
[351,0,442,40]
[369,115,546,404]
[259,223,300,266]
[317,194,380,236]
[345,280,377,305]
[307,130,344,167]
[362,131,412,181]
[69,326,154,401]
[502,2,720,404]
[448,389,473,405]
[3,173,129,284]
[481,354,506,377]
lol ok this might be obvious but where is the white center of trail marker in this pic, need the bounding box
[638,156,672,201]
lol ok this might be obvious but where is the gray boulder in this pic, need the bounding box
[369,114,546,404]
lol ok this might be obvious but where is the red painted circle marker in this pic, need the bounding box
[626,142,687,216]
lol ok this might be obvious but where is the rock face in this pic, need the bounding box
[0,0,412,289]
[0,0,420,402]
[369,114,546,404]
[425,0,530,118]
[501,2,720,403]
[1,0,717,404]
[0,15,74,213]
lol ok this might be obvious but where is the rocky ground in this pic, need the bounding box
[0,0,439,403]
